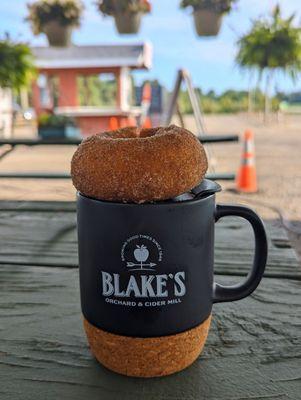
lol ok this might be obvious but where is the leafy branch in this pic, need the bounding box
[0,37,36,90]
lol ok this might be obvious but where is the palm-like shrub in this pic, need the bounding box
[0,38,35,90]
[27,0,84,35]
[236,5,301,116]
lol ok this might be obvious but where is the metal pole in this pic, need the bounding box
[162,70,183,126]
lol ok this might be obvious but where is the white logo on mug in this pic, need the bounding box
[100,234,186,305]
[121,234,162,271]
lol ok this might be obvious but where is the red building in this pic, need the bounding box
[31,43,152,136]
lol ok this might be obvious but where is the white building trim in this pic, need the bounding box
[0,88,13,138]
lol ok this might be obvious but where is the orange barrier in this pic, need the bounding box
[142,82,152,103]
[236,129,258,193]
[109,117,119,130]
[127,116,137,127]
[142,116,152,129]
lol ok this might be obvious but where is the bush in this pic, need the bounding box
[27,0,84,35]
[178,88,280,114]
[38,113,76,127]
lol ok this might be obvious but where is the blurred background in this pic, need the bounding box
[0,0,300,258]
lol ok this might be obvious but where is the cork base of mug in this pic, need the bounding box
[83,314,211,378]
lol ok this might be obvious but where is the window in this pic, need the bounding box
[77,73,117,107]
[37,74,59,109]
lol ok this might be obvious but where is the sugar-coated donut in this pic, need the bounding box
[71,125,208,203]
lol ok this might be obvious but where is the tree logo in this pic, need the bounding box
[121,234,163,271]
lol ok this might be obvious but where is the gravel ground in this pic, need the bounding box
[0,113,300,261]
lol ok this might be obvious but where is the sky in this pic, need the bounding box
[1,0,301,93]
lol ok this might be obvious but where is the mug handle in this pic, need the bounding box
[213,204,268,303]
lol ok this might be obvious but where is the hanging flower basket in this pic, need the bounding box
[97,0,151,35]
[26,0,84,47]
[180,0,237,37]
[42,20,73,47]
[114,12,142,34]
[0,38,35,137]
[193,9,223,36]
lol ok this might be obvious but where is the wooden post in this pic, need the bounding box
[32,80,41,115]
[119,67,131,111]
[116,68,122,109]
[57,69,78,108]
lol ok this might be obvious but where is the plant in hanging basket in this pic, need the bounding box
[0,37,36,137]
[26,0,84,46]
[97,0,151,16]
[180,0,236,13]
[96,0,151,34]
[0,37,36,90]
[180,0,237,36]
[236,5,301,120]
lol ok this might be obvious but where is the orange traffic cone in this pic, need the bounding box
[236,129,258,193]
[109,117,119,130]
[142,116,152,129]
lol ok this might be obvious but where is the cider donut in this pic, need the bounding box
[71,125,208,203]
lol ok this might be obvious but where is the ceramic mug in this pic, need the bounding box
[77,180,268,376]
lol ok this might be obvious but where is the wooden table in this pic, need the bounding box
[1,201,300,400]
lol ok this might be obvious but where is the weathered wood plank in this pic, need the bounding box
[0,206,299,278]
[1,264,300,400]
[0,200,75,212]
[214,218,300,279]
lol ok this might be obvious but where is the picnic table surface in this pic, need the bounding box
[1,200,300,400]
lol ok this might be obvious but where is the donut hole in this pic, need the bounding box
[102,127,139,140]
[102,127,163,140]
[139,127,162,138]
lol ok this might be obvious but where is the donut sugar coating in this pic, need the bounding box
[71,125,208,203]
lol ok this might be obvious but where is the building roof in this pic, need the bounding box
[32,43,152,70]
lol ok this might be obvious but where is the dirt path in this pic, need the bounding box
[185,113,301,261]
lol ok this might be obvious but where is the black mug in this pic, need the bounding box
[77,180,268,338]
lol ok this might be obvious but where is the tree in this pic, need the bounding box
[236,5,301,120]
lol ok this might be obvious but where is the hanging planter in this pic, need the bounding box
[42,20,74,47]
[26,0,84,47]
[0,38,35,137]
[114,12,142,34]
[97,0,151,35]
[193,9,222,36]
[180,0,237,37]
